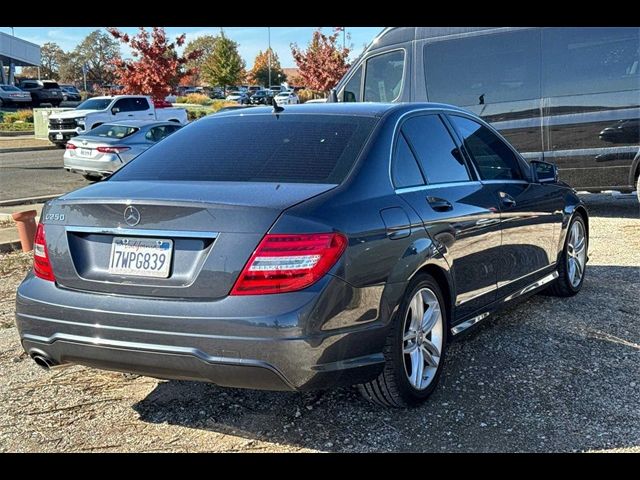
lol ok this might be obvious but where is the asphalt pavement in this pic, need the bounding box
[0,149,87,202]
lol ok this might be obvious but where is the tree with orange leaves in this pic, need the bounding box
[107,27,202,100]
[290,28,350,93]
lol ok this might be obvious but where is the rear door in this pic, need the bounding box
[392,112,502,319]
[447,114,564,295]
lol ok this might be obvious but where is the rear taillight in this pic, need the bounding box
[230,233,348,295]
[65,143,76,150]
[97,146,130,153]
[33,223,55,281]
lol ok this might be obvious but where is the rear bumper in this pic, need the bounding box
[63,152,122,175]
[15,273,394,391]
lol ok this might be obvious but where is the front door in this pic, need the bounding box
[447,114,563,295]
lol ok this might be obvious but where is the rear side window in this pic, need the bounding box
[392,134,425,188]
[363,50,405,102]
[542,27,640,97]
[342,65,362,102]
[43,82,60,89]
[448,115,524,181]
[401,115,470,184]
[110,114,378,184]
[424,29,541,106]
[87,124,138,138]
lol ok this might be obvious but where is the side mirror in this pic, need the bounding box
[111,107,120,115]
[530,160,558,184]
[328,88,338,103]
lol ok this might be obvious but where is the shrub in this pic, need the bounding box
[3,109,34,124]
[0,122,34,131]
[175,96,188,104]
[298,89,326,104]
[187,109,208,122]
[183,93,213,106]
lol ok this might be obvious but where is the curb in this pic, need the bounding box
[0,131,35,137]
[0,194,60,207]
[0,145,58,154]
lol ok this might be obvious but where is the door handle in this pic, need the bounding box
[427,196,453,212]
[127,114,134,117]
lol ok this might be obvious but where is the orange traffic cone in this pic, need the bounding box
[12,210,38,253]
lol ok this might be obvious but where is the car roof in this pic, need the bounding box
[95,120,180,128]
[203,102,470,119]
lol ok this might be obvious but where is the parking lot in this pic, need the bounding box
[0,193,637,452]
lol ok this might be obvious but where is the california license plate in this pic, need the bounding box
[108,237,173,278]
[55,133,63,140]
[80,148,91,157]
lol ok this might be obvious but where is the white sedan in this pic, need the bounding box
[274,91,299,105]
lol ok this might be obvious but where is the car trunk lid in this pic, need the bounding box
[45,180,335,299]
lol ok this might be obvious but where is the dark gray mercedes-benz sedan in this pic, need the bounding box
[15,103,589,407]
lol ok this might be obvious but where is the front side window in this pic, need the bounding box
[448,115,524,181]
[401,115,470,184]
[425,29,541,106]
[342,65,362,102]
[363,50,405,102]
[113,98,132,112]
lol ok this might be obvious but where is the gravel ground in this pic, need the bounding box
[0,194,638,452]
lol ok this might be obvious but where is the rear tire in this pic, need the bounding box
[546,214,588,297]
[358,274,447,408]
[55,143,66,149]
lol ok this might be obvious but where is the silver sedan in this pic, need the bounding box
[0,84,31,107]
[63,120,183,180]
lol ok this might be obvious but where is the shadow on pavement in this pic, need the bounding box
[133,265,640,452]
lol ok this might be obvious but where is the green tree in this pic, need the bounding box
[40,42,65,80]
[58,51,83,84]
[248,48,286,87]
[73,30,121,86]
[184,35,218,85]
[201,30,245,93]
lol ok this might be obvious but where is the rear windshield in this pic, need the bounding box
[43,82,60,89]
[0,85,20,91]
[87,124,139,138]
[110,114,378,184]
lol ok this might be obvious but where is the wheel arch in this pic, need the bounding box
[407,263,454,326]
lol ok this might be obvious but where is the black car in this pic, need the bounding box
[59,85,82,102]
[250,89,274,105]
[15,103,588,408]
[17,79,63,107]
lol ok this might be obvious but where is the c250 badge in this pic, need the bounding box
[44,213,65,222]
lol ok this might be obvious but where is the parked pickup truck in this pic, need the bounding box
[47,95,188,147]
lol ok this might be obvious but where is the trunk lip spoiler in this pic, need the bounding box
[65,225,218,239]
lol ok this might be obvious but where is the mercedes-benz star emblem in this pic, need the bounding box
[123,206,141,226]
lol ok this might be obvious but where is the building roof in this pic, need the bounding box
[0,32,40,67]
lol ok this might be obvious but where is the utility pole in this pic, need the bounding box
[268,27,272,88]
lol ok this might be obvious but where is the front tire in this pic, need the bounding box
[547,214,588,297]
[358,274,447,408]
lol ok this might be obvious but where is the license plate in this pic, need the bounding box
[80,148,91,157]
[55,133,63,140]
[108,237,173,278]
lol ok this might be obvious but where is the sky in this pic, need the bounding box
[1,26,384,69]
